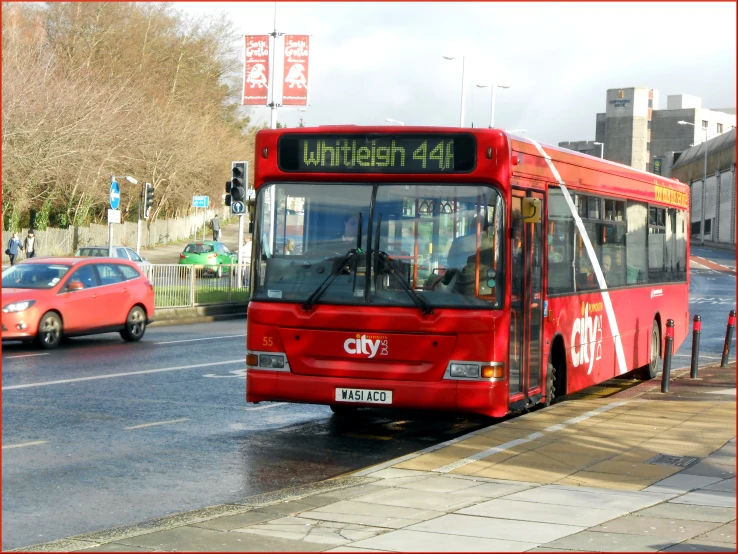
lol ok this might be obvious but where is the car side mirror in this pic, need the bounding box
[68,281,84,292]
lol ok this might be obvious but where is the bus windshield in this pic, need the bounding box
[252,183,504,309]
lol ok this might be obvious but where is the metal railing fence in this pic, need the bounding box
[141,263,251,308]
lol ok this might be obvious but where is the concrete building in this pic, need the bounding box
[670,128,736,247]
[560,88,736,174]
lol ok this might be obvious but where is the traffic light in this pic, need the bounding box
[225,180,232,206]
[231,161,247,203]
[144,183,155,219]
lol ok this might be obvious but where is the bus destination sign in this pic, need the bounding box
[278,134,476,173]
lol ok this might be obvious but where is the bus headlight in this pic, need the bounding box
[449,363,480,378]
[259,354,285,369]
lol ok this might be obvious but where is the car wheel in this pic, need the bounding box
[36,312,62,350]
[120,306,147,342]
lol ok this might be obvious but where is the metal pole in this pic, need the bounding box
[108,222,114,258]
[721,310,736,367]
[701,128,707,245]
[136,188,142,256]
[237,214,245,285]
[690,315,701,379]
[269,2,279,130]
[600,143,604,159]
[661,319,675,393]
[490,83,497,129]
[459,56,466,127]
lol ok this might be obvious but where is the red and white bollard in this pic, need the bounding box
[721,310,736,368]
[661,319,675,393]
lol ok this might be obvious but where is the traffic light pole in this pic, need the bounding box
[136,187,142,255]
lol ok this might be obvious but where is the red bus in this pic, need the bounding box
[245,127,689,417]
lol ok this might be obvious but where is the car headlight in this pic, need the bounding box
[2,300,36,313]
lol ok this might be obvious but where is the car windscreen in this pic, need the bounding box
[2,264,70,289]
[184,244,214,254]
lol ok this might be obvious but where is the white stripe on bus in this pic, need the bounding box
[526,138,628,375]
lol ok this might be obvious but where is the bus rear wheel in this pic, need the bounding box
[330,404,359,416]
[637,320,660,380]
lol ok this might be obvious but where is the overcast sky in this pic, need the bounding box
[178,2,736,145]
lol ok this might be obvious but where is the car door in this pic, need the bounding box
[58,264,103,332]
[93,263,129,326]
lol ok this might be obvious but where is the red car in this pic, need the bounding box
[2,257,155,349]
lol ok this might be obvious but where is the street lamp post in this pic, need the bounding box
[489,84,510,129]
[594,141,604,159]
[678,120,709,245]
[443,55,466,127]
[385,118,405,126]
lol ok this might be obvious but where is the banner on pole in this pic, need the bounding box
[282,35,309,106]
[243,35,270,105]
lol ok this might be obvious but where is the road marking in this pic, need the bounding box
[2,359,246,390]
[4,353,50,359]
[203,369,247,378]
[244,402,287,411]
[2,440,49,450]
[155,334,246,345]
[433,401,629,474]
[124,418,190,430]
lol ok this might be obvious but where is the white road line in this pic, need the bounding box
[2,440,49,450]
[433,401,629,474]
[124,418,190,430]
[2,359,246,391]
[244,402,286,411]
[155,334,246,345]
[4,353,50,359]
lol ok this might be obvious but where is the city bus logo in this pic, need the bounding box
[571,302,603,374]
[343,334,389,358]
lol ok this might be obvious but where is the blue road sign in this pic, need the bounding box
[232,201,245,214]
[193,195,209,208]
[110,181,120,210]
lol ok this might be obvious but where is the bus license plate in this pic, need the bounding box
[335,388,392,404]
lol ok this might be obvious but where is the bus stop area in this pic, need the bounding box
[22,362,735,553]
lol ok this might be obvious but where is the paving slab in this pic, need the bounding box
[589,514,721,540]
[350,487,484,511]
[461,481,535,498]
[503,485,666,512]
[702,477,736,492]
[302,500,444,529]
[406,514,584,544]
[642,474,724,494]
[78,546,152,552]
[669,490,736,508]
[192,510,294,531]
[681,460,736,479]
[540,530,678,552]
[661,540,737,552]
[117,526,219,549]
[633,503,737,523]
[348,529,537,552]
[165,531,323,552]
[693,522,736,544]
[371,475,484,494]
[234,516,388,545]
[457,498,625,527]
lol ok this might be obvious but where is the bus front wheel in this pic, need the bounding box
[637,320,660,380]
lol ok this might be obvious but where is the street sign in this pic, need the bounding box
[246,189,255,200]
[110,181,120,210]
[193,195,209,208]
[108,209,121,224]
[232,201,245,214]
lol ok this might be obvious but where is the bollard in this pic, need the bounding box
[690,315,701,379]
[661,319,675,393]
[720,310,736,367]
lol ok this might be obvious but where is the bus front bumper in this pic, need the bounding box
[246,370,509,418]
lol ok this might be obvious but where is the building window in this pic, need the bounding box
[646,142,650,152]
[702,120,708,130]
[717,123,723,133]
[648,99,653,108]
[648,120,652,129]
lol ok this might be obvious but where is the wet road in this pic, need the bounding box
[2,246,735,550]
[1,321,492,550]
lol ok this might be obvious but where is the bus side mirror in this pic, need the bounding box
[522,198,541,223]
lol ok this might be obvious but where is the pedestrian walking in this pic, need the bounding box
[24,230,37,258]
[210,214,221,241]
[6,232,23,265]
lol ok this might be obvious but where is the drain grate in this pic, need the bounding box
[647,454,700,468]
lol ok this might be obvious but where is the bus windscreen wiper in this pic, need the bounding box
[302,213,362,311]
[376,251,434,315]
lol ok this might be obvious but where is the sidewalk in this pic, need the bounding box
[17,362,735,552]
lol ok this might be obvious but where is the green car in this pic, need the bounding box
[178,241,236,278]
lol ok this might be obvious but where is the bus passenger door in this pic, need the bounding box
[509,191,544,410]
